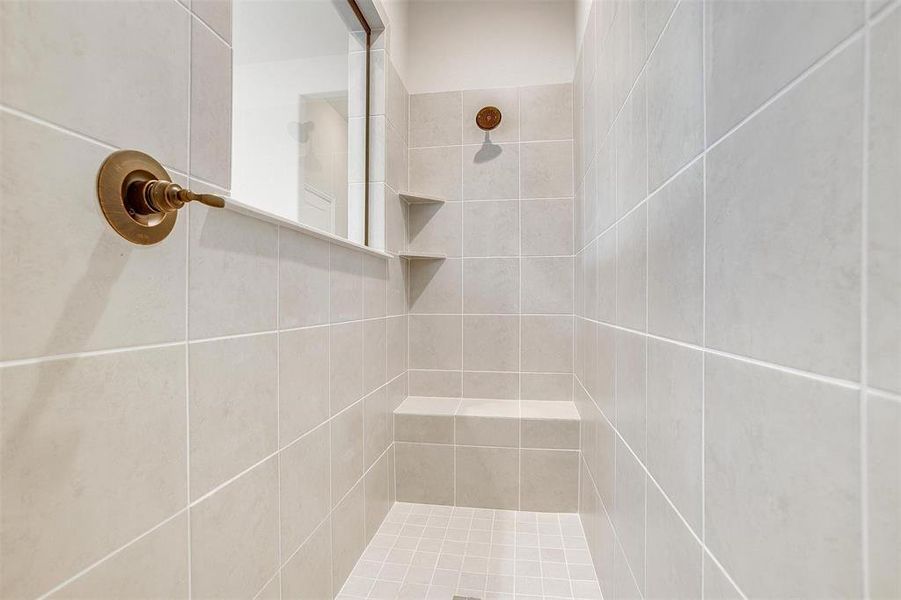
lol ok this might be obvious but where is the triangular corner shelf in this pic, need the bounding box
[399,192,446,206]
[396,251,447,260]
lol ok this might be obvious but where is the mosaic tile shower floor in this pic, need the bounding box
[338,502,603,600]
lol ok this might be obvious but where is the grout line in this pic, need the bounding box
[860,2,872,595]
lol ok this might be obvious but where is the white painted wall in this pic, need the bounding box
[401,0,576,94]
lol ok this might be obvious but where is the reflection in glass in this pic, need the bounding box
[232,0,367,242]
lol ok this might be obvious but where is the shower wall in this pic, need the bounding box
[573,0,900,598]
[0,2,409,598]
[405,84,576,401]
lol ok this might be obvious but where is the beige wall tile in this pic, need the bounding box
[646,484,702,599]
[330,322,363,413]
[49,514,189,600]
[521,257,573,314]
[0,113,186,361]
[189,204,277,339]
[463,371,519,400]
[409,146,463,201]
[364,386,390,467]
[463,315,519,372]
[705,355,861,597]
[463,258,520,314]
[521,419,579,450]
[615,204,647,331]
[193,0,231,42]
[363,255,388,319]
[395,413,454,444]
[409,369,463,398]
[279,424,330,560]
[520,449,578,512]
[867,394,901,598]
[0,348,186,599]
[463,143,520,200]
[705,42,862,380]
[520,198,574,256]
[330,245,364,323]
[387,316,408,380]
[455,446,519,510]
[520,83,574,142]
[330,401,364,505]
[462,200,520,257]
[614,330,646,461]
[521,316,573,373]
[279,229,330,328]
[189,334,277,498]
[867,7,901,394]
[408,202,463,257]
[0,0,190,169]
[282,518,332,600]
[521,141,574,199]
[279,326,329,445]
[647,160,704,345]
[614,439,647,594]
[191,459,279,600]
[190,17,231,188]
[456,415,519,448]
[331,481,365,593]
[521,373,573,402]
[410,91,462,147]
[409,315,463,370]
[647,338,702,531]
[614,75,648,218]
[396,442,455,505]
[363,319,387,394]
[364,452,391,544]
[409,259,462,314]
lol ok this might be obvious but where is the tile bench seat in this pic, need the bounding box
[393,397,581,511]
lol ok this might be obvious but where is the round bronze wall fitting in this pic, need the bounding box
[476,106,502,131]
[97,150,225,245]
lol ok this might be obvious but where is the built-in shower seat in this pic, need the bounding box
[392,397,581,512]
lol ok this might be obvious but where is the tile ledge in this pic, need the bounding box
[222,196,392,259]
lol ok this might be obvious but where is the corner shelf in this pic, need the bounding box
[399,192,446,206]
[396,251,446,260]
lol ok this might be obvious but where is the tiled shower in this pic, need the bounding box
[0,1,898,600]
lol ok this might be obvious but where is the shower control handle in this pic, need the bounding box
[128,179,226,216]
[97,149,226,245]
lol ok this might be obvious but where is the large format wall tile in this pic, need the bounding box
[409,315,463,370]
[279,326,330,445]
[463,143,520,200]
[520,449,579,512]
[647,160,703,345]
[463,258,519,314]
[278,229,330,328]
[395,442,454,505]
[706,42,863,380]
[520,83,574,142]
[408,146,462,200]
[0,112,186,361]
[48,514,189,600]
[521,141,574,199]
[645,484,701,600]
[463,315,519,372]
[190,17,231,188]
[614,329,646,461]
[330,401,365,505]
[867,6,901,394]
[462,201,520,257]
[614,440,646,594]
[455,446,519,510]
[647,0,703,191]
[281,518,332,600]
[410,91,462,147]
[279,424,330,559]
[409,258,462,314]
[705,355,860,598]
[331,481,365,593]
[646,339,702,531]
[191,458,279,600]
[615,204,647,331]
[0,0,190,170]
[614,75,647,218]
[0,347,186,599]
[521,198,574,256]
[189,204,278,339]
[189,333,277,499]
[867,394,901,598]
[705,0,863,142]
[330,321,364,414]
